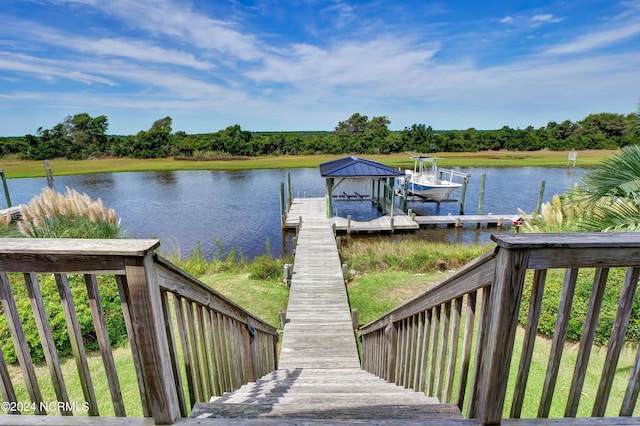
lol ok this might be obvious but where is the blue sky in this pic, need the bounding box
[0,0,639,136]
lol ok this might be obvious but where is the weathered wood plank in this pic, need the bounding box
[24,272,71,415]
[445,297,463,403]
[115,275,150,417]
[511,269,547,418]
[84,274,126,417]
[593,267,640,417]
[0,272,45,414]
[476,246,529,425]
[55,273,99,416]
[123,255,180,424]
[538,268,579,417]
[566,268,609,417]
[457,291,476,410]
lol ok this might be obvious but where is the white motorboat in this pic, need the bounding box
[396,156,468,202]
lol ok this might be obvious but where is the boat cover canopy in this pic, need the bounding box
[319,156,404,178]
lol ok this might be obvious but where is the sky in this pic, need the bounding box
[0,0,639,136]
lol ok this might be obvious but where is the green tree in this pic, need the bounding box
[130,116,173,158]
[630,101,640,139]
[335,113,369,137]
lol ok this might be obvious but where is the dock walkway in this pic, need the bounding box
[284,197,513,232]
[285,197,419,232]
[190,197,464,422]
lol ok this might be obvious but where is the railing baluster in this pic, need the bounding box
[196,304,214,399]
[173,294,196,408]
[412,312,425,392]
[160,290,187,417]
[419,309,432,394]
[186,301,204,402]
[566,268,609,417]
[457,290,476,410]
[593,266,640,417]
[205,310,223,397]
[511,269,547,418]
[116,275,150,417]
[445,296,463,403]
[621,339,640,416]
[55,273,99,416]
[437,301,451,401]
[84,273,126,417]
[538,268,579,418]
[468,285,492,419]
[0,345,18,414]
[0,272,45,414]
[24,272,71,415]
[428,305,441,396]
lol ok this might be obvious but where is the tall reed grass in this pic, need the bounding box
[18,187,122,238]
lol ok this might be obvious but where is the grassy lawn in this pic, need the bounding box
[0,149,616,178]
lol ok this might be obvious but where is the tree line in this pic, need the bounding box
[1,109,639,160]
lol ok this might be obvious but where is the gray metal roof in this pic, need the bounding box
[319,156,404,178]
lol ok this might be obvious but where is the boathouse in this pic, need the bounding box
[319,155,404,218]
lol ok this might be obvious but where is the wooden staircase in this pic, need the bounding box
[189,368,465,422]
[187,200,467,424]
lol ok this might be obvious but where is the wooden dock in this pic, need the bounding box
[190,199,464,422]
[415,213,514,227]
[0,206,20,222]
[284,198,513,232]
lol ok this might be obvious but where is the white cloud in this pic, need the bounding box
[49,0,262,61]
[0,52,116,85]
[545,22,640,55]
[500,16,513,24]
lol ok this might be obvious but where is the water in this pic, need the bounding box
[2,167,587,258]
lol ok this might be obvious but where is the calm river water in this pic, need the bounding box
[3,166,587,259]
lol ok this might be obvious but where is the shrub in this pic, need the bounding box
[0,273,127,363]
[518,268,640,344]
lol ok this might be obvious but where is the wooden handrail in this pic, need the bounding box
[359,232,640,425]
[0,238,278,424]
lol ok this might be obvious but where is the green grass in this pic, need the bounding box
[198,271,290,328]
[347,270,453,326]
[0,150,615,178]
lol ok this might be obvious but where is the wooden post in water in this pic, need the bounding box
[0,169,11,208]
[287,172,292,208]
[477,174,486,215]
[459,177,468,215]
[280,182,286,229]
[536,181,546,215]
[43,160,53,182]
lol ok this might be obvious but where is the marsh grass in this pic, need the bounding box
[0,150,614,179]
[341,237,492,275]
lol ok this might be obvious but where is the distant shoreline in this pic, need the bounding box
[0,149,615,179]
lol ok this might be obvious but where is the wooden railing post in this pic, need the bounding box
[475,247,530,425]
[123,254,180,424]
[385,320,398,383]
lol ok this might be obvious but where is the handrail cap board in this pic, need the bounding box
[0,238,160,256]
[492,232,640,249]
